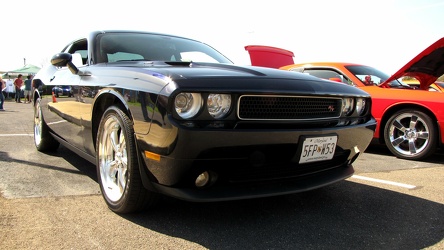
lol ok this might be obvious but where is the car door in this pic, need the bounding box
[42,63,83,148]
[42,41,86,151]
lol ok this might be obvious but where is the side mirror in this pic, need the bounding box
[51,53,72,66]
[51,53,79,75]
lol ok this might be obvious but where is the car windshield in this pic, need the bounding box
[95,32,233,64]
[345,65,408,87]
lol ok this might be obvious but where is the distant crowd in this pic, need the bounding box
[0,74,34,111]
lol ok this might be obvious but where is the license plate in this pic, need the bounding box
[299,135,337,164]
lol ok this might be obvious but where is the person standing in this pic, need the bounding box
[14,74,24,103]
[24,75,33,103]
[0,76,5,111]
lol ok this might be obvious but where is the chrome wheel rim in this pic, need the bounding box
[98,115,128,202]
[34,102,43,146]
[388,113,430,157]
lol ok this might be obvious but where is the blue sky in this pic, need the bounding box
[1,0,443,75]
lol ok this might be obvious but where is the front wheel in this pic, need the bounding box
[384,109,437,160]
[34,98,59,152]
[96,106,158,213]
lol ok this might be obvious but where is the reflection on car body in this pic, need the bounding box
[32,30,376,214]
[52,85,73,97]
[81,86,97,98]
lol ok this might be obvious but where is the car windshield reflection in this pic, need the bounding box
[97,32,233,64]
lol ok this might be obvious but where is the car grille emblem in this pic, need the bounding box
[328,105,335,112]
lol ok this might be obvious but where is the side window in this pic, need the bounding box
[73,50,88,64]
[66,39,88,65]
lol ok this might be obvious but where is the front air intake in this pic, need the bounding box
[238,95,342,120]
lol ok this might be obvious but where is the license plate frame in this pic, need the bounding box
[297,135,338,164]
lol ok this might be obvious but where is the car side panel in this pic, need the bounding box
[77,67,171,157]
[361,86,444,144]
[40,68,84,150]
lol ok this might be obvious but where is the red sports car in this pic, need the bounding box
[246,37,444,160]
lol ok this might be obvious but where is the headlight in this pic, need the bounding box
[355,98,366,115]
[207,94,231,119]
[342,97,354,116]
[174,92,202,119]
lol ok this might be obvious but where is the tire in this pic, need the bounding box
[34,98,60,152]
[384,109,437,160]
[96,106,158,213]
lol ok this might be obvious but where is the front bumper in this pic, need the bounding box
[151,165,354,202]
[136,118,376,202]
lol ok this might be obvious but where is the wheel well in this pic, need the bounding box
[91,93,131,150]
[378,104,440,144]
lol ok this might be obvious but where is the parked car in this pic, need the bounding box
[52,85,73,97]
[32,30,376,213]
[246,37,444,160]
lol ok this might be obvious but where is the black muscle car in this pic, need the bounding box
[32,30,376,213]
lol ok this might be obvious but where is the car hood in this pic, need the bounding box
[146,62,371,96]
[93,61,369,97]
[381,37,444,89]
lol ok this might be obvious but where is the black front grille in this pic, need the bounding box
[238,95,342,120]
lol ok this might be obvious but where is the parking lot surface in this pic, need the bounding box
[1,99,443,249]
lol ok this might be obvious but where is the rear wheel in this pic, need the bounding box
[384,109,437,160]
[96,106,158,213]
[34,98,59,152]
